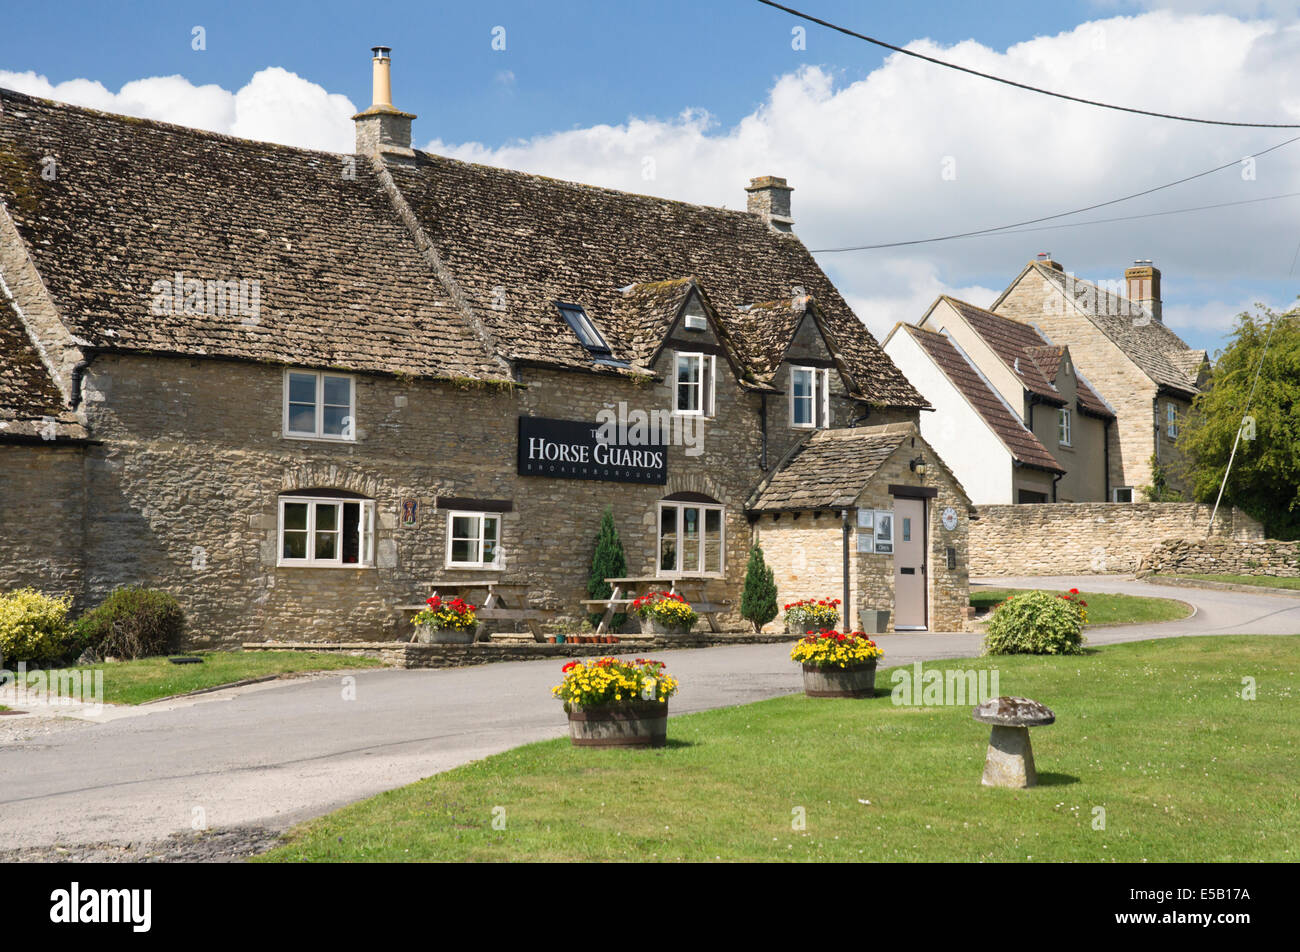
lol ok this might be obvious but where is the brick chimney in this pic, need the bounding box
[1125,260,1162,323]
[1033,251,1064,272]
[352,46,417,163]
[745,176,794,232]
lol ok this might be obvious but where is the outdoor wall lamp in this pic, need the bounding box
[909,456,927,478]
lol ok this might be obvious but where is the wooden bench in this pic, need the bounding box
[587,576,731,635]
[400,581,555,643]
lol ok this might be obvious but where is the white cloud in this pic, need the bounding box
[5,9,1299,346]
[0,66,355,152]
[424,10,1300,344]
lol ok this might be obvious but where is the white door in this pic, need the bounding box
[893,498,927,630]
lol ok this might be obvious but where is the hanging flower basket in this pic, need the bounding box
[553,657,680,748]
[791,630,884,698]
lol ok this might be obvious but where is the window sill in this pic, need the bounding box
[444,564,504,572]
[276,562,376,569]
[282,434,357,445]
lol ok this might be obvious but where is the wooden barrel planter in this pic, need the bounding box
[567,701,668,748]
[801,663,877,698]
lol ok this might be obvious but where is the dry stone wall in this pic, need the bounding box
[1139,538,1300,577]
[970,502,1263,576]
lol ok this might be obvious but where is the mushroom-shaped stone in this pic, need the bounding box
[972,696,1055,788]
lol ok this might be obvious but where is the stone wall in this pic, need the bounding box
[1139,538,1300,578]
[969,502,1264,576]
[0,443,86,603]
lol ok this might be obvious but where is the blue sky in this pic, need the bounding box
[3,0,1298,355]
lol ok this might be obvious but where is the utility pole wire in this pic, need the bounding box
[757,0,1300,128]
[810,134,1300,253]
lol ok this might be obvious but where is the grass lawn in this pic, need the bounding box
[81,651,383,705]
[261,635,1299,863]
[1158,573,1300,592]
[970,588,1191,626]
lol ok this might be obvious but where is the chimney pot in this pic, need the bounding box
[1124,260,1162,323]
[745,175,794,232]
[352,46,417,161]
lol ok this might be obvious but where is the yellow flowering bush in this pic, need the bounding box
[552,657,680,710]
[790,630,884,669]
[631,592,698,630]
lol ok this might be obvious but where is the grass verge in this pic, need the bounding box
[260,635,1298,863]
[75,651,383,705]
[1157,573,1300,592]
[970,588,1191,626]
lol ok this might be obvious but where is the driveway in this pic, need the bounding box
[2,574,1297,853]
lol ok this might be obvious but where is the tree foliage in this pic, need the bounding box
[740,544,779,633]
[1177,307,1300,538]
[587,507,628,629]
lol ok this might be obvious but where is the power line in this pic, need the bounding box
[917,190,1300,242]
[758,0,1300,128]
[810,134,1300,253]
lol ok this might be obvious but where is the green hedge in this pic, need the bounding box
[73,587,185,660]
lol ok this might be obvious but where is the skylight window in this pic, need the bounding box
[556,302,612,358]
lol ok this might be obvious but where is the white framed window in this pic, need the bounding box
[278,495,375,567]
[657,501,724,576]
[675,352,715,417]
[284,370,355,441]
[790,366,831,429]
[446,511,502,569]
[1112,487,1134,503]
[856,509,894,554]
[1058,408,1072,446]
[1166,402,1179,438]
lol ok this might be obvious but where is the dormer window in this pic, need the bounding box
[790,366,831,429]
[675,352,716,417]
[556,302,612,358]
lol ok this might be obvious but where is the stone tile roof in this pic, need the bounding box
[0,293,84,440]
[1026,262,1202,397]
[0,88,505,383]
[390,151,928,407]
[748,423,914,511]
[902,324,1063,473]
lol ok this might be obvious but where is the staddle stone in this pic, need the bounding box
[972,696,1055,789]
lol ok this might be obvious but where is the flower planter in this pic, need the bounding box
[801,662,877,698]
[567,701,668,748]
[414,624,476,645]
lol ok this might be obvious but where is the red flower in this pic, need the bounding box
[561,661,578,673]
[1069,588,1080,595]
[1079,600,1088,607]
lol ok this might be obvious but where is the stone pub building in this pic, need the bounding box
[0,49,970,645]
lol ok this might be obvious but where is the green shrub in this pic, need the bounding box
[586,507,628,630]
[0,588,72,665]
[740,544,778,633]
[982,590,1086,656]
[73,587,185,660]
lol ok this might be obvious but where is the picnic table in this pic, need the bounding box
[581,575,730,635]
[397,578,556,643]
